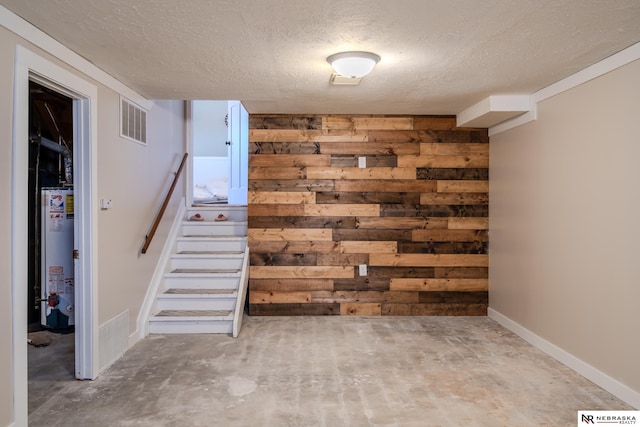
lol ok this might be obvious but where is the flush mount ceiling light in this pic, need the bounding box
[327,51,381,79]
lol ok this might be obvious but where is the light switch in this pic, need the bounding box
[358,156,366,168]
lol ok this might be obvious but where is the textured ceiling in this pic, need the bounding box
[2,0,640,115]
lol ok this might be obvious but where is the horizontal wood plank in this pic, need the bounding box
[249,265,354,279]
[333,229,413,242]
[248,167,305,180]
[316,253,369,266]
[248,191,315,204]
[312,291,419,304]
[250,252,317,266]
[367,130,436,144]
[448,217,489,230]
[249,179,335,192]
[357,217,448,230]
[417,168,488,181]
[340,303,382,316]
[306,167,415,180]
[420,143,489,155]
[248,204,305,217]
[418,291,488,304]
[397,154,489,168]
[316,192,420,205]
[248,216,357,229]
[381,204,489,218]
[437,180,489,193]
[420,192,488,205]
[390,278,488,291]
[249,154,331,167]
[340,241,397,253]
[303,204,380,217]
[370,253,488,267]
[250,115,322,130]
[411,229,489,242]
[351,117,414,130]
[248,228,332,241]
[250,129,368,142]
[330,155,397,168]
[335,180,437,193]
[433,267,488,279]
[320,142,419,155]
[249,241,340,253]
[250,279,334,291]
[333,278,390,291]
[412,117,457,130]
[250,291,311,304]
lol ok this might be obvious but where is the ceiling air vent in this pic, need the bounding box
[120,96,147,145]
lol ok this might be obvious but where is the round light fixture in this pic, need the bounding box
[327,51,381,78]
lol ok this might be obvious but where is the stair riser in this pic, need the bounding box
[182,223,247,237]
[156,298,236,311]
[170,257,244,270]
[186,208,248,222]
[164,276,241,290]
[176,239,246,253]
[148,320,233,334]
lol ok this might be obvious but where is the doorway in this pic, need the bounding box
[189,100,248,207]
[27,81,76,413]
[13,46,99,425]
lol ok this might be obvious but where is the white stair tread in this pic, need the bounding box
[183,235,248,239]
[178,235,246,239]
[173,251,244,257]
[182,220,248,225]
[161,290,237,298]
[169,268,240,274]
[152,310,233,319]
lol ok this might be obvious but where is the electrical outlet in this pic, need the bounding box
[358,156,366,168]
[359,264,367,276]
[100,198,112,210]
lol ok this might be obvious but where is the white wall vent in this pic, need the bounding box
[120,96,147,145]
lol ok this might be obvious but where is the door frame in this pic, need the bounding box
[12,45,99,424]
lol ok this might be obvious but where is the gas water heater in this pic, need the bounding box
[41,187,75,328]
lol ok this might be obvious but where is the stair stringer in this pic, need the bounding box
[232,245,250,338]
[135,200,186,341]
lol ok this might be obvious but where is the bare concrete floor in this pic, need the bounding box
[28,316,633,426]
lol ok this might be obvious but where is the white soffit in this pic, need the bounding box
[457,95,530,128]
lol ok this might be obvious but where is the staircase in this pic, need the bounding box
[148,205,249,337]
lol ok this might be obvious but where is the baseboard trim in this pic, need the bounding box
[488,308,639,409]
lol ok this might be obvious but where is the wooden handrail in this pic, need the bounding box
[141,153,188,254]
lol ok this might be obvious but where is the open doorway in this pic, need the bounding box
[190,100,248,207]
[27,81,76,413]
[13,46,99,424]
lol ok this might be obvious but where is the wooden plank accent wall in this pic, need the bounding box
[248,115,488,316]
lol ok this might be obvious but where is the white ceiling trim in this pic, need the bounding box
[489,41,640,136]
[0,5,152,110]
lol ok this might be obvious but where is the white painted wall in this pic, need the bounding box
[490,58,640,408]
[1,20,185,427]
